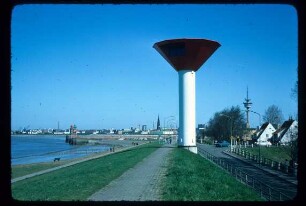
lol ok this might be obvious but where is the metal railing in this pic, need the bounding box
[198,147,292,201]
[232,147,297,176]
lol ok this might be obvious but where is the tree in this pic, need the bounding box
[205,112,229,141]
[291,67,298,101]
[288,124,298,164]
[290,134,298,164]
[263,105,284,125]
[291,80,298,101]
[205,106,246,141]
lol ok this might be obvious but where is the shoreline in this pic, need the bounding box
[11,134,66,137]
[11,138,150,166]
[11,141,150,183]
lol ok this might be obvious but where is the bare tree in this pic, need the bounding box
[291,67,298,101]
[291,80,298,101]
[263,105,284,125]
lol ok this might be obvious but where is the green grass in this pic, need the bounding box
[12,142,160,201]
[243,146,291,163]
[161,148,263,201]
[11,149,116,179]
[12,161,70,179]
[11,142,150,179]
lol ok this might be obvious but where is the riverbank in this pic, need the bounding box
[12,142,160,201]
[11,140,148,179]
[66,134,164,140]
[11,134,166,139]
[11,135,150,165]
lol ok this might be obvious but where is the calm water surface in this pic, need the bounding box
[11,135,110,165]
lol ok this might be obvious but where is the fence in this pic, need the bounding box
[232,147,297,176]
[197,147,292,201]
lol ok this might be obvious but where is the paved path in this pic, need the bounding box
[88,145,174,201]
[11,143,147,183]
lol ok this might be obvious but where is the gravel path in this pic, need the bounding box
[88,145,174,201]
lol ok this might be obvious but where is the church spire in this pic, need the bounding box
[157,115,161,130]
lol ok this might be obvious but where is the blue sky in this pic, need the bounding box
[11,4,298,130]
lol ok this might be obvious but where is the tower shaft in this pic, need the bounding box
[246,111,250,128]
[178,70,197,153]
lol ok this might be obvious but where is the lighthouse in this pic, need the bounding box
[153,38,220,153]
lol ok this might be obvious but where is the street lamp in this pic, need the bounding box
[220,114,233,152]
[250,110,262,126]
[167,119,177,130]
[164,116,175,130]
[249,110,262,165]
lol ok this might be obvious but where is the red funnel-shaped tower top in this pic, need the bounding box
[153,38,220,71]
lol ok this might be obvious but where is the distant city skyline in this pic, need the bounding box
[11,4,298,130]
[12,115,176,131]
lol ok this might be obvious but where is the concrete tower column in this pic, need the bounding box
[178,70,196,153]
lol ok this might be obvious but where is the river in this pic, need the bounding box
[11,135,111,165]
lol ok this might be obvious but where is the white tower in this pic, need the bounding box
[153,39,220,153]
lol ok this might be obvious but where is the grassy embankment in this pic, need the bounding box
[12,161,69,179]
[11,142,145,179]
[12,142,160,201]
[242,146,291,162]
[161,148,263,201]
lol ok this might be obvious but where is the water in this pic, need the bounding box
[11,135,111,165]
